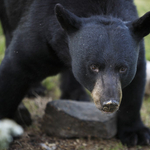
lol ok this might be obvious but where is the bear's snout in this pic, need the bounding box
[91,74,122,113]
[102,99,119,112]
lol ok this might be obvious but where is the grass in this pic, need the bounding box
[135,0,150,60]
[0,24,5,63]
[0,1,150,150]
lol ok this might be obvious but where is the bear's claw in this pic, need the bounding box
[119,127,150,147]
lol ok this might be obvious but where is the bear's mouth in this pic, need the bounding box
[102,105,119,113]
[94,102,119,113]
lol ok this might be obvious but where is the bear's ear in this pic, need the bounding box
[55,4,82,34]
[128,11,150,41]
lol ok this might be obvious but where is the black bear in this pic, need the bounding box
[0,0,150,147]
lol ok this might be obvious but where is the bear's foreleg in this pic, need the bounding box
[117,60,150,146]
[60,69,91,102]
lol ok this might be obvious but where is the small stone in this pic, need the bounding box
[83,143,87,146]
[42,100,117,139]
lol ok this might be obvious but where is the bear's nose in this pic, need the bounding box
[102,100,119,112]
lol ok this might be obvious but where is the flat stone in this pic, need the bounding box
[42,100,117,139]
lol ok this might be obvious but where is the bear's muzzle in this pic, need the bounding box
[91,74,122,113]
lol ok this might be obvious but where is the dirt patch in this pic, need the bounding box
[9,97,150,150]
[9,117,121,150]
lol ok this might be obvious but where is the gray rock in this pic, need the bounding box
[42,100,117,139]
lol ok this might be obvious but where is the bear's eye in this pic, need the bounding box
[90,64,99,73]
[119,67,127,74]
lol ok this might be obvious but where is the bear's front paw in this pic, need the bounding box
[118,127,150,147]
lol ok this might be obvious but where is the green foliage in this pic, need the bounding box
[110,142,125,150]
[42,75,61,99]
[0,23,3,35]
[42,75,59,91]
[77,146,85,150]
[0,24,5,63]
[141,97,150,128]
[134,0,150,60]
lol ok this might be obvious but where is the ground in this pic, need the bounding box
[9,91,150,150]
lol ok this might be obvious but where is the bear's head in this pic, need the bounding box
[55,4,150,113]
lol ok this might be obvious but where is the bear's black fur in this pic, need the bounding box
[0,0,150,146]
